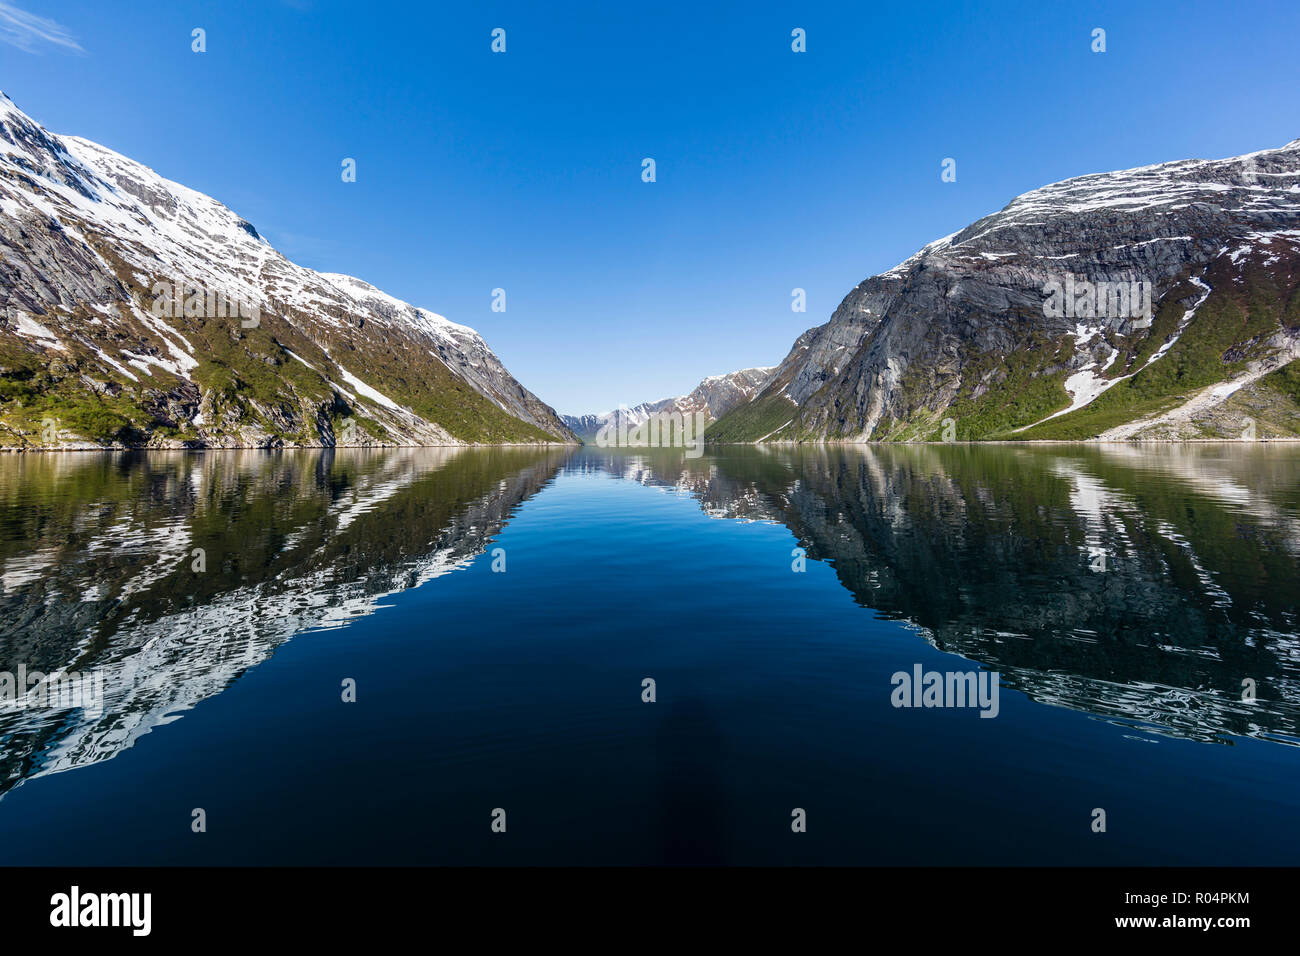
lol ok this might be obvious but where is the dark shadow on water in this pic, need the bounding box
[655,696,729,865]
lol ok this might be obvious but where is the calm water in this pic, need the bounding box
[0,443,1298,865]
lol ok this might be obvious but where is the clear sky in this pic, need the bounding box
[4,0,1299,414]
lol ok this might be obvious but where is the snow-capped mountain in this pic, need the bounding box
[710,137,1300,442]
[0,93,576,447]
[562,366,774,441]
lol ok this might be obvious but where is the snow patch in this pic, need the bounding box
[1146,276,1211,367]
[10,313,66,350]
[335,365,402,412]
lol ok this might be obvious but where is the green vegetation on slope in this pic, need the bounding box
[1018,256,1295,440]
[882,331,1075,441]
[705,392,799,442]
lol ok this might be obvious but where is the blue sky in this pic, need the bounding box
[4,0,1299,414]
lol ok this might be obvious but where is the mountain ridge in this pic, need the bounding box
[561,366,774,442]
[709,137,1300,443]
[0,93,576,449]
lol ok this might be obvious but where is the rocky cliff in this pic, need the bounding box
[710,138,1300,442]
[0,93,576,449]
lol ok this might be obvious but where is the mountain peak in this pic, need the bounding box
[562,366,776,441]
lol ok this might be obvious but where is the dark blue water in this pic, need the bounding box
[0,444,1297,864]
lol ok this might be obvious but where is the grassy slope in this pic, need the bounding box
[704,392,799,442]
[1016,256,1298,440]
[1,232,561,446]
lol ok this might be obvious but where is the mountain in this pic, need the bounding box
[562,366,773,441]
[709,138,1300,442]
[0,93,576,448]
[559,412,614,443]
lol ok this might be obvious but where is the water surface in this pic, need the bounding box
[0,443,1297,864]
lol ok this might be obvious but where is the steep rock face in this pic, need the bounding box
[0,94,576,448]
[711,138,1300,441]
[562,366,773,441]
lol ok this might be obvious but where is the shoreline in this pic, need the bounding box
[4,437,1297,453]
[704,437,1300,446]
[0,441,581,454]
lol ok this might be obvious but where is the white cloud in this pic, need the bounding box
[0,2,83,53]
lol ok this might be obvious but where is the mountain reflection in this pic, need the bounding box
[4,442,1298,805]
[582,444,1300,747]
[0,447,571,797]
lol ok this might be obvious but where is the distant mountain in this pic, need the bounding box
[562,366,774,441]
[559,413,611,443]
[0,93,576,448]
[709,138,1300,442]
